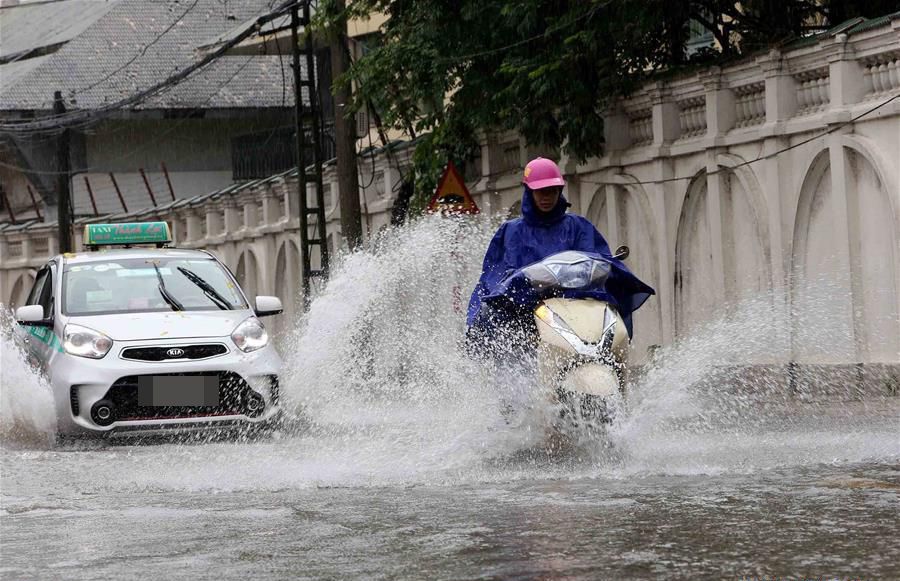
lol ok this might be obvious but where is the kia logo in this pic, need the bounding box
[166,348,185,358]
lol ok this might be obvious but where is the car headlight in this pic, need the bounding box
[63,324,113,359]
[232,317,268,353]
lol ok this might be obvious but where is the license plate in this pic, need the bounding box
[137,376,219,407]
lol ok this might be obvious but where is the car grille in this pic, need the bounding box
[120,344,228,362]
[98,372,277,422]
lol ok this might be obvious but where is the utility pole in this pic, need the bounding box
[329,0,362,250]
[53,91,72,253]
[292,1,329,303]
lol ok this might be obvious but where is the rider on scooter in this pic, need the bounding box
[466,157,621,359]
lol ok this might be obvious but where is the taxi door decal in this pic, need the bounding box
[28,325,64,353]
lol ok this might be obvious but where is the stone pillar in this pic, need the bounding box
[278,236,296,320]
[827,34,865,109]
[254,240,273,296]
[20,238,33,261]
[603,104,632,151]
[827,132,861,362]
[649,82,680,146]
[566,176,582,215]
[238,194,257,231]
[261,190,281,225]
[652,157,677,344]
[761,137,789,292]
[476,136,503,217]
[205,205,222,238]
[605,184,620,247]
[283,178,300,221]
[759,50,798,126]
[183,210,202,242]
[517,135,529,168]
[705,150,727,305]
[223,197,242,235]
[0,267,7,306]
[700,67,736,137]
[475,134,494,194]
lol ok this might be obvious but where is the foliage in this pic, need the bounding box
[317,0,898,200]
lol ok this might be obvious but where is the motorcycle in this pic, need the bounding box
[475,247,654,427]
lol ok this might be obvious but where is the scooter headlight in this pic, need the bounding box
[231,317,268,353]
[63,324,113,359]
[535,304,554,325]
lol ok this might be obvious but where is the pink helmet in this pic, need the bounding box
[522,157,565,190]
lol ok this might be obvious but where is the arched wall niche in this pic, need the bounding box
[674,170,714,336]
[791,149,847,362]
[715,155,772,304]
[235,249,260,301]
[790,149,836,362]
[788,143,899,363]
[8,272,35,309]
[585,187,608,234]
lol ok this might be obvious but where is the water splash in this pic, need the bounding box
[269,217,899,485]
[276,215,552,482]
[0,310,56,449]
[610,279,900,475]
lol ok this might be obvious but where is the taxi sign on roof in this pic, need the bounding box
[426,161,480,215]
[83,222,172,248]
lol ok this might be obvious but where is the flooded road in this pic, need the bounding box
[2,407,899,580]
[2,218,899,579]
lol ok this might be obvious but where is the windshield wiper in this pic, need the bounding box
[152,264,183,311]
[177,266,234,311]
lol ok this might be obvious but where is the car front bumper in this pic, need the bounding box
[49,337,282,436]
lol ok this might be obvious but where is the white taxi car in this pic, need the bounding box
[15,222,283,437]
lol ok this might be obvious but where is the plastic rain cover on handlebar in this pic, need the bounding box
[481,251,655,337]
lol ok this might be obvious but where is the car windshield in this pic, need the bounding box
[63,257,248,316]
[520,251,612,292]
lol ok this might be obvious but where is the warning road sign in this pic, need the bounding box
[426,161,480,215]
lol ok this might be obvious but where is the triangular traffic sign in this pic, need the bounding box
[426,160,480,215]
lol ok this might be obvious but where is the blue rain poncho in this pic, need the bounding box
[466,187,655,338]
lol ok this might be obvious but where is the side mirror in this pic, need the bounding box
[613,245,630,261]
[254,296,283,317]
[16,305,52,327]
